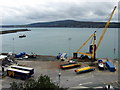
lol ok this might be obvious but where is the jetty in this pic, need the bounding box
[0,29,31,35]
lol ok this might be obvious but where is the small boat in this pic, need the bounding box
[98,59,105,70]
[19,34,26,38]
[98,63,104,70]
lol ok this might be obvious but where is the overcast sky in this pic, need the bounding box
[0,0,119,25]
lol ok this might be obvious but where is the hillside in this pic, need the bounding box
[1,20,120,28]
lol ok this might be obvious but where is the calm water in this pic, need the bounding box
[1,28,118,59]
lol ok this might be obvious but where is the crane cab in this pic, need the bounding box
[89,44,96,54]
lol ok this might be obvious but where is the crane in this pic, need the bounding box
[73,6,117,61]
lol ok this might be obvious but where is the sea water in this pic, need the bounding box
[1,28,118,59]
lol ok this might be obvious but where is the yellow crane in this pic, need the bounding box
[73,6,117,61]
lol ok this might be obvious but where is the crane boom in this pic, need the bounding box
[96,6,117,51]
[73,6,117,60]
[76,33,95,53]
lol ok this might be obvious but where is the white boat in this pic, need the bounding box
[98,63,104,70]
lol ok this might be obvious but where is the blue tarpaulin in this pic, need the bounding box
[57,53,62,59]
[15,52,26,58]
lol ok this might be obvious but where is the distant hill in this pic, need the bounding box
[1,20,120,28]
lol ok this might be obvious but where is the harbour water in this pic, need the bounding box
[1,28,118,59]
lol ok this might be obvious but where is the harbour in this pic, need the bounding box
[0,3,119,90]
[0,25,119,89]
[1,27,119,89]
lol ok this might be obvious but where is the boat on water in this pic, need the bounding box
[19,34,26,38]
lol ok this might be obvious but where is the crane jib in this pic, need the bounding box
[74,6,117,60]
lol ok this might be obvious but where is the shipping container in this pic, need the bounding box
[105,61,116,72]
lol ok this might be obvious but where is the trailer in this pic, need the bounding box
[60,63,80,69]
[7,68,31,80]
[11,65,34,75]
[105,61,116,72]
[74,66,95,73]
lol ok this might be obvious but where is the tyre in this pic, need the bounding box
[21,76,26,80]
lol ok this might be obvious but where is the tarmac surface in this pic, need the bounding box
[1,58,119,89]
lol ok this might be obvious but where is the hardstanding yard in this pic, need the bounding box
[1,59,119,89]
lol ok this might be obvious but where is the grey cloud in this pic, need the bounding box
[1,1,118,25]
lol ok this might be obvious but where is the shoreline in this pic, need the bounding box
[1,52,119,61]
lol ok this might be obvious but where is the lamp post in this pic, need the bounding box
[58,72,61,87]
[68,38,72,57]
[58,56,61,87]
[12,38,14,54]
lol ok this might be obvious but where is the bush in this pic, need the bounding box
[10,74,67,90]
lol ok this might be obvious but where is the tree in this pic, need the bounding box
[10,74,67,90]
